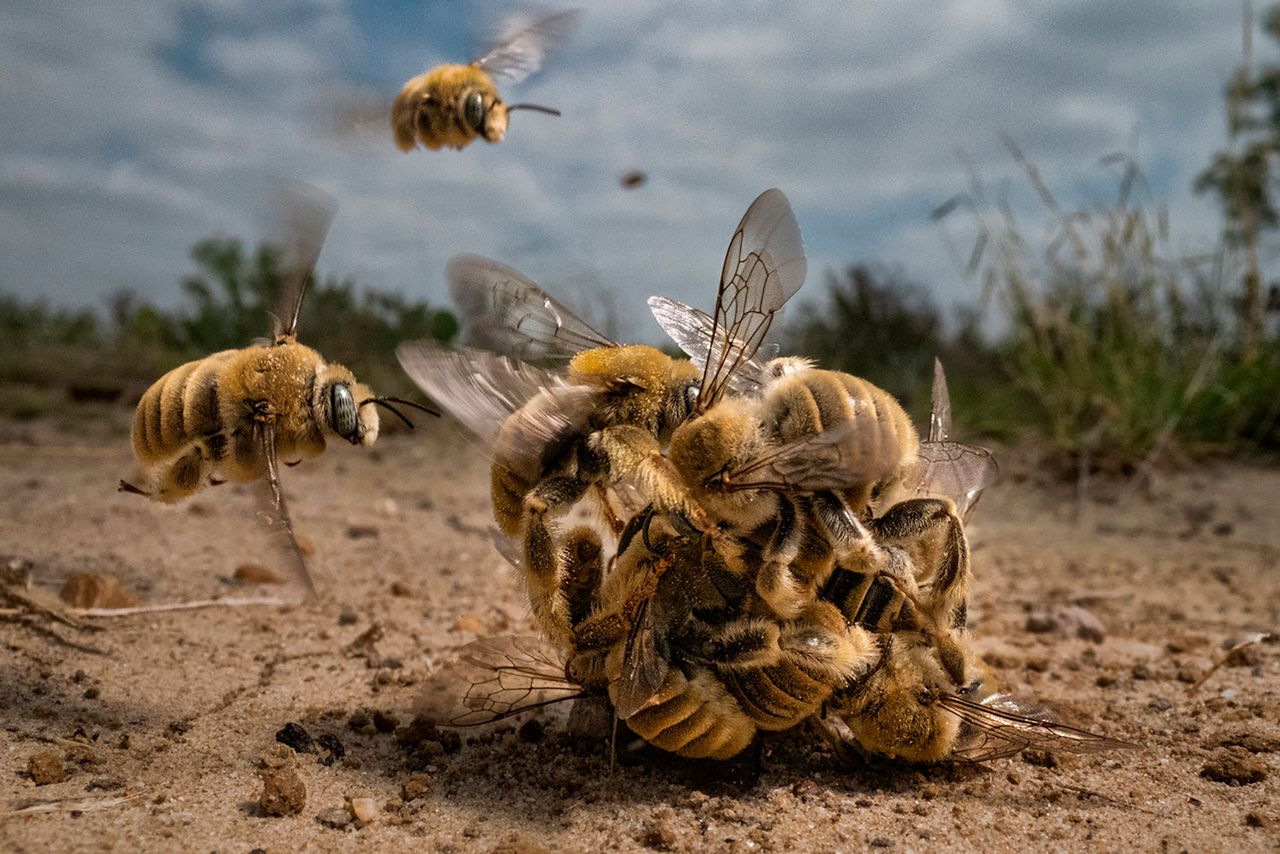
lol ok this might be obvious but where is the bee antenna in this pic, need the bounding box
[359,396,441,430]
[506,103,562,117]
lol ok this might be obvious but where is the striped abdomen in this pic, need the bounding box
[615,666,757,760]
[131,350,237,466]
[763,369,919,514]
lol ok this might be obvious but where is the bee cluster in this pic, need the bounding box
[403,189,1128,765]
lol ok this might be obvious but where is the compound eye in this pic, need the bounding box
[684,384,699,411]
[329,383,359,440]
[464,91,485,132]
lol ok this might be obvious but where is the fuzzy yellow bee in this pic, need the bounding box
[120,190,436,596]
[392,9,579,152]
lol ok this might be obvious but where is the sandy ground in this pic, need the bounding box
[0,411,1278,853]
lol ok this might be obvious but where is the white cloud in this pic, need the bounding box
[0,0,1264,345]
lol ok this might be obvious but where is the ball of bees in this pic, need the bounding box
[392,9,579,152]
[405,186,1129,768]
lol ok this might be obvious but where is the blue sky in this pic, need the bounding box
[0,1,1265,340]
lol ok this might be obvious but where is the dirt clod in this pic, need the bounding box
[390,581,412,597]
[259,743,296,769]
[337,607,358,626]
[258,768,306,817]
[639,818,678,850]
[400,773,431,801]
[346,525,379,540]
[1200,750,1267,786]
[27,750,65,785]
[316,733,346,766]
[59,573,136,608]
[276,722,314,754]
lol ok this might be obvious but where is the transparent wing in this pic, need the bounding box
[473,9,582,83]
[647,296,777,396]
[697,189,807,410]
[929,358,952,444]
[910,442,1000,520]
[448,254,616,363]
[396,341,601,479]
[722,420,903,494]
[612,597,669,721]
[269,185,337,341]
[416,636,587,727]
[941,693,1135,763]
[254,419,317,600]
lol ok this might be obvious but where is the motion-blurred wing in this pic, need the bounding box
[723,421,903,494]
[416,635,587,726]
[395,341,600,480]
[270,185,337,341]
[941,693,1135,762]
[474,9,581,83]
[647,296,778,396]
[697,189,806,410]
[448,254,616,363]
[929,358,952,444]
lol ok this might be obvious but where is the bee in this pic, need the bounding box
[392,9,579,152]
[397,188,806,644]
[655,284,998,626]
[119,189,437,597]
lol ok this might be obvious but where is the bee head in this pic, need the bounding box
[460,89,508,142]
[313,365,380,446]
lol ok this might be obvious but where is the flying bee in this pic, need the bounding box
[391,9,579,152]
[119,188,438,597]
[397,188,806,644]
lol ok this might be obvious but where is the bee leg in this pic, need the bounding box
[873,498,970,629]
[754,498,809,619]
[148,447,206,503]
[674,615,783,671]
[590,425,712,534]
[521,475,592,644]
[591,482,626,536]
[117,479,150,497]
[562,526,604,630]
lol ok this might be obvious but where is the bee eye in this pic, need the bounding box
[684,384,699,410]
[329,383,359,440]
[464,91,485,132]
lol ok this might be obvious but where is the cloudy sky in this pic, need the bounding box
[0,1,1263,339]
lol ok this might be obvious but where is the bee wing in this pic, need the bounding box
[416,635,588,727]
[395,341,601,478]
[448,254,617,363]
[647,296,778,396]
[939,692,1135,763]
[612,597,670,721]
[473,9,582,84]
[270,185,337,341]
[254,418,317,600]
[723,420,903,494]
[908,441,1000,520]
[929,358,952,444]
[697,189,807,410]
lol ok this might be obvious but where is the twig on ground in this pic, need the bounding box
[69,596,295,618]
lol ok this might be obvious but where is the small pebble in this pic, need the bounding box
[347,796,380,825]
[316,806,353,828]
[234,564,284,585]
[338,607,359,626]
[390,581,412,597]
[346,525,379,540]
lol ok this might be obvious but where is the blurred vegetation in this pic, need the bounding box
[793,141,1280,470]
[0,237,456,420]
